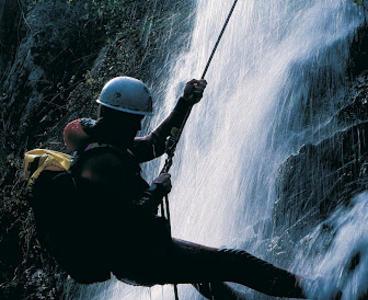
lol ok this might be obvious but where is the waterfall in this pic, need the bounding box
[160,0,363,248]
[292,192,368,300]
[71,1,365,299]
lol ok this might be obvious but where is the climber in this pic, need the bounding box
[30,76,308,298]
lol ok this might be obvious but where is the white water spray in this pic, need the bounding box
[71,1,365,299]
[293,192,368,300]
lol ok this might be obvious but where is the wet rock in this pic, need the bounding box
[274,120,368,238]
[273,42,368,239]
[334,72,368,127]
[349,22,368,76]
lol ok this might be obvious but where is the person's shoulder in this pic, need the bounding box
[81,145,134,167]
[76,145,138,182]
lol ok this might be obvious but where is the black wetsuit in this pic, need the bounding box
[30,97,306,298]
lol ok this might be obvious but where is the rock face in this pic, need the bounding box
[0,0,194,299]
[274,60,368,241]
[275,119,368,236]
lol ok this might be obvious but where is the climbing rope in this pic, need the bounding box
[159,1,240,299]
[201,0,239,80]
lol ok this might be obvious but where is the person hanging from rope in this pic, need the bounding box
[29,76,309,299]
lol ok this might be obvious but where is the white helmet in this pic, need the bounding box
[96,76,153,115]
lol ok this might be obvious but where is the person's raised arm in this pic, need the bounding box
[132,79,207,162]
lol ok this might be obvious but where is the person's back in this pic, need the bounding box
[31,142,169,281]
[31,169,111,283]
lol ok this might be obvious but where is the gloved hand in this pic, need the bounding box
[152,173,172,196]
[183,79,207,105]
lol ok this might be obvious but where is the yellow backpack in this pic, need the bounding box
[23,149,72,187]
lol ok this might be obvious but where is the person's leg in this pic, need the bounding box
[113,238,306,298]
[112,239,246,299]
[152,239,306,298]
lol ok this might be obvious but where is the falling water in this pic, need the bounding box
[292,192,368,300]
[70,1,366,299]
